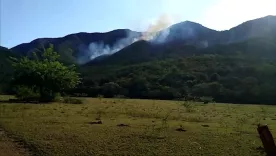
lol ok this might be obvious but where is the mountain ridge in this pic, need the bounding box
[9,15,276,65]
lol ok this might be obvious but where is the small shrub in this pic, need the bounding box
[14,85,40,102]
[200,96,214,104]
[114,95,126,99]
[63,97,83,104]
[88,121,102,125]
[74,93,88,97]
[117,124,130,127]
[53,93,63,102]
[182,101,196,112]
[97,95,104,102]
[176,125,187,132]
[95,110,104,120]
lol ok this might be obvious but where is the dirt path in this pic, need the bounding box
[0,129,30,156]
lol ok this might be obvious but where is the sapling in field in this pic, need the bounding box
[236,116,248,134]
[218,117,229,133]
[260,106,268,120]
[182,101,196,113]
[143,110,172,139]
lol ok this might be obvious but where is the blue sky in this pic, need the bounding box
[1,0,276,48]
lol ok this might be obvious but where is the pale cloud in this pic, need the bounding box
[133,14,179,32]
[136,0,196,31]
[200,0,276,30]
[131,0,276,32]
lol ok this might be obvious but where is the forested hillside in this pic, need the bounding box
[75,37,276,104]
[11,29,141,64]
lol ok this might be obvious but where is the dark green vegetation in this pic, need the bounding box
[10,45,80,102]
[0,96,274,156]
[77,37,276,104]
[0,46,17,93]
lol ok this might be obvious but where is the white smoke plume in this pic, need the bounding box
[77,33,138,64]
[88,36,137,60]
[78,14,175,64]
[139,14,174,42]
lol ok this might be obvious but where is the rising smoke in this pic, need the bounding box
[88,31,139,60]
[77,31,139,64]
[140,14,173,42]
[77,14,175,64]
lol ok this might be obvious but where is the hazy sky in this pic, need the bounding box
[1,0,276,48]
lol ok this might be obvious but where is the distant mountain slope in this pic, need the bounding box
[86,36,276,66]
[219,15,276,43]
[153,21,219,47]
[87,40,198,66]
[9,15,276,65]
[11,29,141,64]
[152,15,276,46]
[202,37,276,57]
[86,16,276,65]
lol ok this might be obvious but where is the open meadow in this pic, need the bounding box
[0,95,276,156]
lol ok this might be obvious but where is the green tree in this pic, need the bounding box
[0,46,15,93]
[11,44,80,102]
[101,82,121,98]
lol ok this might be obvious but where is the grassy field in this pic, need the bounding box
[0,96,275,156]
[0,128,30,156]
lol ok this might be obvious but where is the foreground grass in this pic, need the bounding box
[0,96,275,156]
[0,129,30,156]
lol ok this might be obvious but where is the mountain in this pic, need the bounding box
[9,15,276,66]
[11,29,141,64]
[153,21,219,47]
[149,15,276,46]
[86,15,276,65]
[87,40,198,66]
[219,15,276,43]
[85,35,276,67]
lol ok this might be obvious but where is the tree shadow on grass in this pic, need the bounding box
[0,98,46,104]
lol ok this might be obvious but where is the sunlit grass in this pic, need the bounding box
[0,96,275,155]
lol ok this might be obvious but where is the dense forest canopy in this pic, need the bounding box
[67,36,276,105]
[75,54,276,104]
